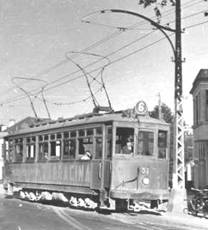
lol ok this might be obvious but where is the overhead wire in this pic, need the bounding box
[0,0,180,102]
[1,0,207,107]
[41,15,208,107]
[185,19,208,29]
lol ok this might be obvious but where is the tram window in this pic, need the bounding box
[63,139,76,159]
[115,127,134,154]
[44,135,48,141]
[26,144,35,159]
[50,141,61,158]
[78,139,85,155]
[39,142,48,161]
[95,137,102,159]
[64,132,69,138]
[78,137,93,157]
[106,127,112,159]
[15,138,23,162]
[51,134,55,140]
[158,130,167,159]
[8,140,14,162]
[96,127,102,135]
[26,137,36,160]
[70,131,76,138]
[57,133,62,139]
[39,136,43,141]
[87,129,93,136]
[137,131,154,156]
[78,130,85,137]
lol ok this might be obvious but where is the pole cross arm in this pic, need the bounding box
[100,9,176,33]
[100,9,176,58]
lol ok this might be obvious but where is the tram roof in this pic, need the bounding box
[6,110,169,137]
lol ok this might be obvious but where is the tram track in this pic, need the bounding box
[52,206,92,230]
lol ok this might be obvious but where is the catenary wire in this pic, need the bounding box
[0,0,197,101]
[0,0,206,107]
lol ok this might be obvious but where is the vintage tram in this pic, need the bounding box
[3,101,170,211]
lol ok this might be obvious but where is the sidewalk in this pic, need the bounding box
[110,209,208,230]
[161,212,208,230]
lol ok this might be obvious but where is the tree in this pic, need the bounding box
[138,0,175,8]
[150,103,174,123]
[138,0,175,22]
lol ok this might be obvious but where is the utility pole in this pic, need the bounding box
[167,0,186,214]
[96,0,186,213]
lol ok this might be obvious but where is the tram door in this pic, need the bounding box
[90,125,111,191]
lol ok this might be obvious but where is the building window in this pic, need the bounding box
[137,131,154,156]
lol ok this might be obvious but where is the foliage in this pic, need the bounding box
[138,0,175,22]
[138,0,175,8]
[149,103,174,123]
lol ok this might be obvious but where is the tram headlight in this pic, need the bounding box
[142,177,150,185]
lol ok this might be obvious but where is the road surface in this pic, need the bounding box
[0,193,208,230]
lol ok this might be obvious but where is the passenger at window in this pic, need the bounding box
[44,151,49,160]
[79,139,85,155]
[80,151,92,160]
[121,137,133,154]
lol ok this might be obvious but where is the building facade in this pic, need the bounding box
[190,69,208,188]
[0,126,7,183]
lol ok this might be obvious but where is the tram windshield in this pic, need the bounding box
[115,127,134,154]
[137,131,154,156]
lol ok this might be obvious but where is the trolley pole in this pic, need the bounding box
[167,0,187,214]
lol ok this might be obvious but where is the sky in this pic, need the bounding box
[0,0,208,126]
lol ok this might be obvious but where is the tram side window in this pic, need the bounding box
[137,131,154,156]
[115,127,134,154]
[106,127,112,159]
[94,127,103,159]
[63,131,76,159]
[38,135,49,161]
[15,138,23,162]
[78,137,93,157]
[8,139,14,162]
[78,128,94,159]
[50,133,61,159]
[95,137,102,159]
[158,130,167,159]
[26,137,36,161]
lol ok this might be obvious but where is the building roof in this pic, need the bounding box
[190,69,208,94]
